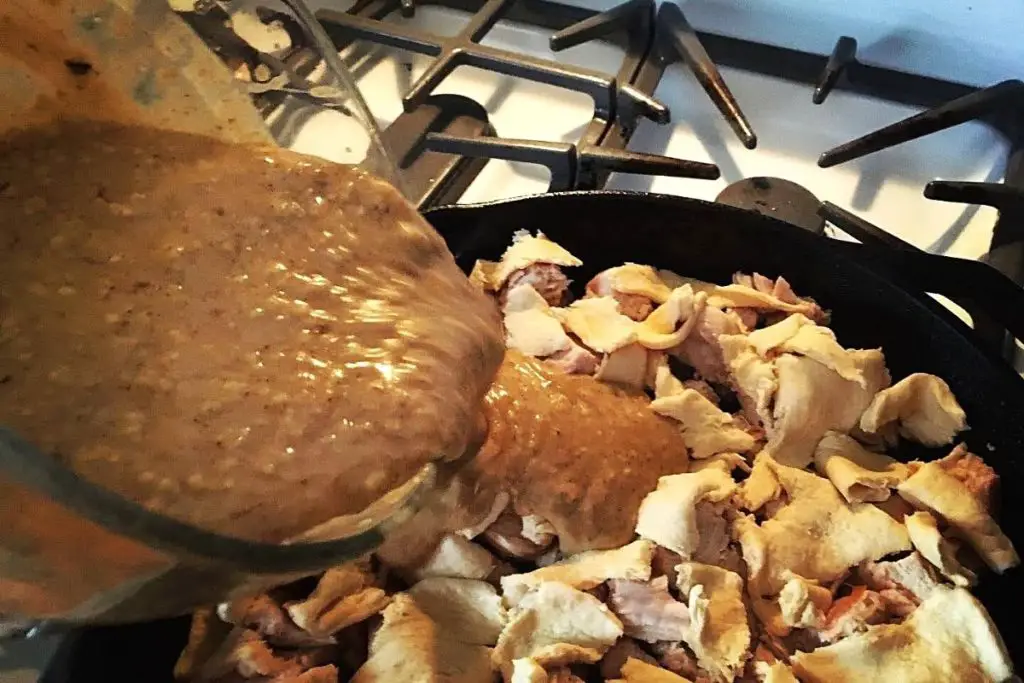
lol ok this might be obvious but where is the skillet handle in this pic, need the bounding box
[829,241,1024,359]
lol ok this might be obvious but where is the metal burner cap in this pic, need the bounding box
[715,177,825,234]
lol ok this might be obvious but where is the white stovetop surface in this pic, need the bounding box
[262,0,1014,263]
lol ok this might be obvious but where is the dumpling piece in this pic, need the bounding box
[792,587,1013,683]
[734,454,910,597]
[859,373,967,446]
[556,296,638,353]
[904,510,976,587]
[897,460,1019,573]
[408,578,507,646]
[706,280,822,320]
[764,351,889,468]
[352,593,493,683]
[745,314,876,388]
[491,231,582,290]
[676,562,751,683]
[718,334,777,427]
[634,469,736,562]
[586,263,674,304]
[503,284,573,358]
[812,431,910,504]
[777,574,832,629]
[651,389,756,459]
[510,658,548,683]
[412,534,498,581]
[285,563,390,638]
[635,286,707,351]
[501,540,654,606]
[492,581,623,680]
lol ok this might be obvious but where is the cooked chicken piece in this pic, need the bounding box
[601,637,660,678]
[285,564,390,638]
[676,562,751,683]
[596,343,650,390]
[793,587,1013,683]
[352,593,493,683]
[217,594,332,647]
[904,511,976,587]
[493,581,623,680]
[652,546,684,586]
[412,534,499,582]
[650,641,706,681]
[471,352,690,553]
[939,445,999,512]
[505,263,572,307]
[635,286,707,351]
[732,307,759,332]
[635,470,736,561]
[457,492,512,540]
[609,657,695,682]
[490,231,583,291]
[673,306,745,384]
[503,284,573,358]
[733,455,910,598]
[511,658,549,683]
[521,514,558,547]
[501,540,654,606]
[859,373,967,447]
[547,340,602,375]
[406,577,507,647]
[752,661,799,683]
[651,389,756,459]
[897,460,1018,573]
[556,297,639,353]
[484,508,555,560]
[812,432,909,504]
[677,379,714,404]
[764,351,889,468]
[608,576,692,643]
[815,586,887,643]
[857,552,942,616]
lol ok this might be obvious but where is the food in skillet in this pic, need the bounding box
[176,233,1018,683]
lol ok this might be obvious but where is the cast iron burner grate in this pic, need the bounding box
[180,0,1023,359]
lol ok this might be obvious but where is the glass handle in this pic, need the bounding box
[277,0,409,198]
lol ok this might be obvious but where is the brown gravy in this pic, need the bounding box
[473,351,690,553]
[0,121,503,542]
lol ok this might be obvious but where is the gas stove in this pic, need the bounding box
[180,0,1023,364]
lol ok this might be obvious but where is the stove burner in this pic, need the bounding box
[715,177,825,234]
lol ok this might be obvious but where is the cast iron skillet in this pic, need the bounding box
[43,192,1024,681]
